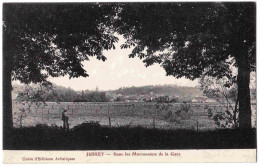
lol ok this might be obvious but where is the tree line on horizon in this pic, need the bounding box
[13,83,203,102]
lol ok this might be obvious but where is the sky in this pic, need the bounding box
[47,36,198,91]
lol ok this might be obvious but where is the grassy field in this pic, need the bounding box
[12,102,257,130]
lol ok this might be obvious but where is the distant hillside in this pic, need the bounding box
[12,83,203,102]
[107,85,203,99]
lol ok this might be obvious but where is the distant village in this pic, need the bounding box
[106,92,218,103]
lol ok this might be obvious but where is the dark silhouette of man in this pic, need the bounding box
[62,108,69,131]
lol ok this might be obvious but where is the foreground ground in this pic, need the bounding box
[4,122,256,150]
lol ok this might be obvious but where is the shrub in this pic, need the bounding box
[72,121,101,130]
[206,107,235,128]
[164,103,193,123]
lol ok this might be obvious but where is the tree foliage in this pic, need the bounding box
[15,82,58,127]
[3,3,119,84]
[16,84,109,102]
[199,65,256,128]
[199,75,239,128]
[115,3,255,79]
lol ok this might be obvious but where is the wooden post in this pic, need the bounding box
[196,120,199,132]
[153,117,156,129]
[42,108,44,124]
[196,120,199,150]
[48,109,50,122]
[109,116,111,127]
[95,104,97,115]
[20,113,23,128]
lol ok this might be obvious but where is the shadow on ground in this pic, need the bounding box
[4,122,256,150]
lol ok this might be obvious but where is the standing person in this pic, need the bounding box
[62,108,69,131]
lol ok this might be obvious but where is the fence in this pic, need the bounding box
[12,102,256,130]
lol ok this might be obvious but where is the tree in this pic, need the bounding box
[15,82,58,127]
[115,96,126,102]
[199,75,239,128]
[115,2,255,129]
[3,3,119,145]
[84,91,109,102]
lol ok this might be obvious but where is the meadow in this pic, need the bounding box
[13,101,257,130]
[6,101,256,150]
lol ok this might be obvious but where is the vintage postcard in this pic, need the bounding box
[2,1,256,163]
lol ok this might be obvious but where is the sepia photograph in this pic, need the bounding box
[2,1,256,163]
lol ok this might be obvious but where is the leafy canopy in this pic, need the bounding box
[3,3,119,84]
[4,3,256,84]
[115,3,255,80]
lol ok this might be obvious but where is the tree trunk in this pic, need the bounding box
[3,45,13,149]
[236,52,251,129]
[233,97,238,128]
